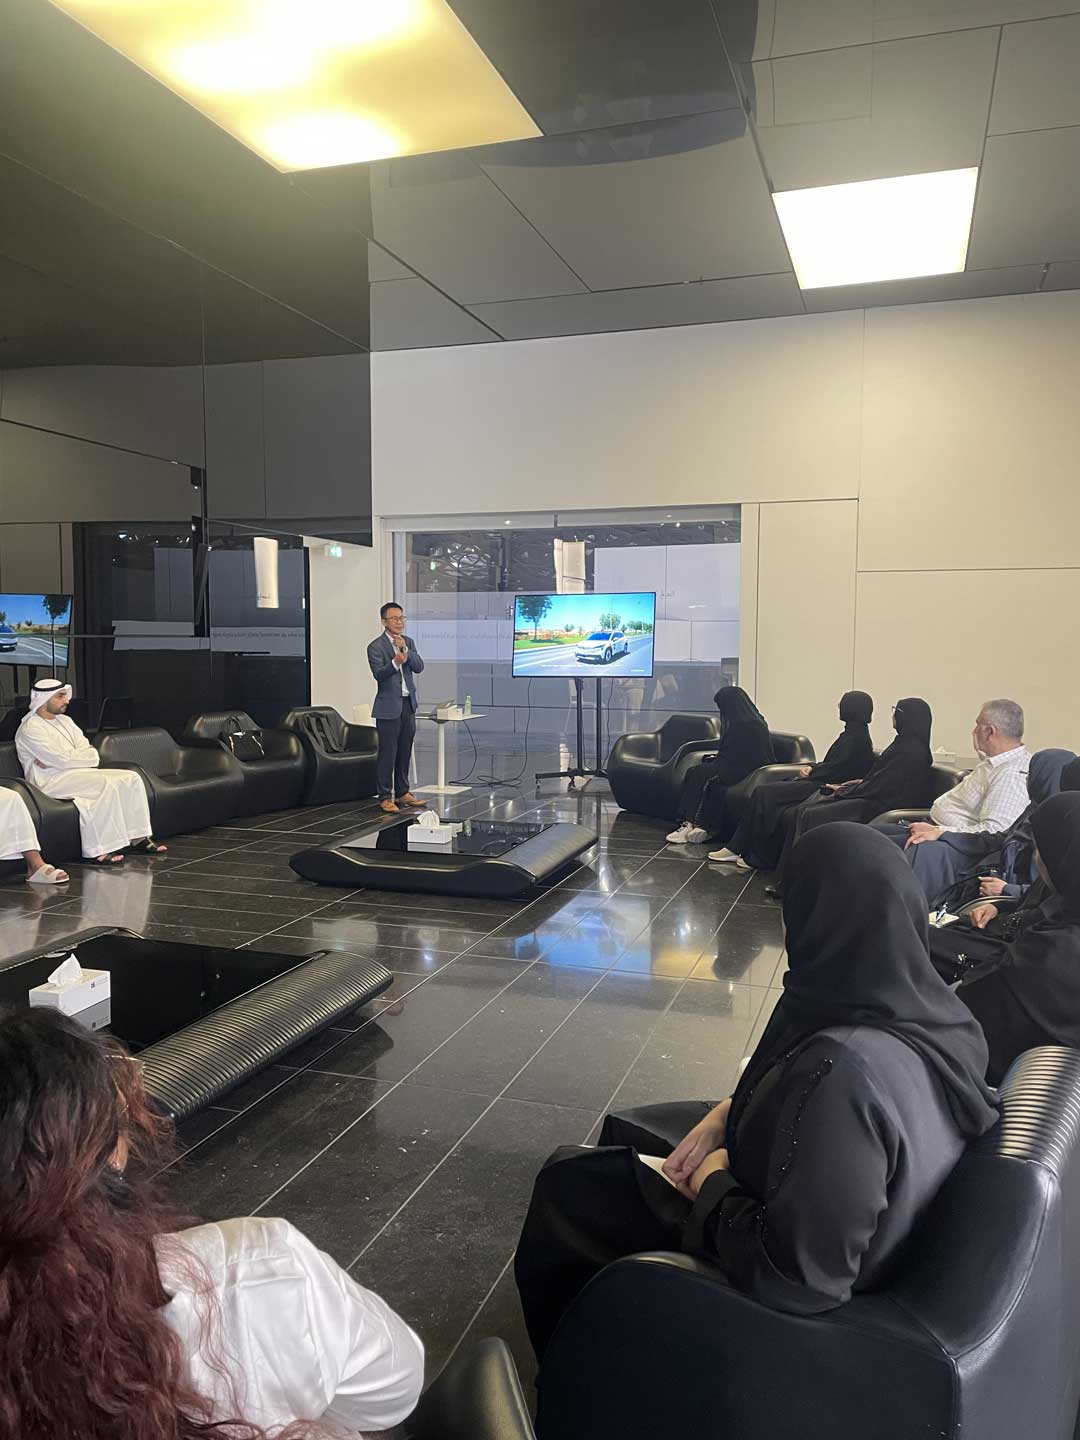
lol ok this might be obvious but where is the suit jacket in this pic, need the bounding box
[368,631,424,720]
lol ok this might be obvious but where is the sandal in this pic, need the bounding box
[90,852,125,866]
[130,838,168,854]
[27,864,70,885]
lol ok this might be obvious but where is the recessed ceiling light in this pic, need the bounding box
[48,0,540,171]
[771,168,979,290]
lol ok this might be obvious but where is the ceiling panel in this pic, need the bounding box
[873,2,1079,42]
[468,273,804,339]
[770,46,874,126]
[481,113,792,290]
[758,27,999,190]
[369,152,586,304]
[371,279,498,349]
[800,264,1045,312]
[1045,259,1080,288]
[968,127,1080,267]
[368,243,414,283]
[771,0,874,57]
[989,13,1080,134]
[447,0,743,133]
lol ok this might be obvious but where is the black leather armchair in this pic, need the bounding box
[607,719,816,821]
[278,706,379,805]
[403,1339,535,1440]
[181,710,307,817]
[95,727,245,836]
[0,741,82,863]
[535,1046,1080,1440]
[606,715,725,819]
[871,762,970,828]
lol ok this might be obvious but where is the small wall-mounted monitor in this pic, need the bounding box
[0,594,73,667]
[511,591,656,679]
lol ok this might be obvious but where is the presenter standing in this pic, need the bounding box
[368,602,424,814]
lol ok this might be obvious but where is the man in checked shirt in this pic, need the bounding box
[875,699,1032,897]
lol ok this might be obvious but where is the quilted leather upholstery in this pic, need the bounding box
[180,711,307,816]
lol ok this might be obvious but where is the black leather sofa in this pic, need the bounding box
[181,710,307,817]
[279,706,379,805]
[403,1339,535,1440]
[95,727,245,837]
[0,740,82,863]
[534,1045,1080,1440]
[606,716,816,820]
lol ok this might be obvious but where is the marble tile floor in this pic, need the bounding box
[0,776,786,1393]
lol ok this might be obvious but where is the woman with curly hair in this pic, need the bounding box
[0,1007,423,1440]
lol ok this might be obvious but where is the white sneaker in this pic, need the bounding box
[667,823,694,843]
[684,827,710,844]
[708,847,740,864]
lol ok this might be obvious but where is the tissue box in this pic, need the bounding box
[436,703,464,720]
[29,967,111,1015]
[407,822,456,845]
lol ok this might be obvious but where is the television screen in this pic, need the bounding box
[0,593,73,667]
[512,591,656,679]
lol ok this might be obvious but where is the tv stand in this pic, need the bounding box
[536,677,608,791]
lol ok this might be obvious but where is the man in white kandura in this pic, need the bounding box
[0,787,69,884]
[16,679,166,866]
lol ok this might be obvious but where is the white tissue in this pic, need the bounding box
[47,955,82,985]
[416,810,442,828]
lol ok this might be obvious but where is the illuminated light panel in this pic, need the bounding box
[48,0,541,171]
[772,168,979,290]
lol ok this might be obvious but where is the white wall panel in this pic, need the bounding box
[859,292,1080,572]
[855,569,1079,756]
[372,311,864,516]
[755,500,858,757]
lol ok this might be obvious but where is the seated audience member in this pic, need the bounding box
[0,1008,423,1440]
[931,793,1080,1086]
[876,698,1031,873]
[708,690,875,868]
[763,697,934,897]
[0,787,68,883]
[667,687,774,845]
[919,748,1075,909]
[16,679,166,865]
[513,825,997,1359]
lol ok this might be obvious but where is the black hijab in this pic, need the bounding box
[993,794,1080,1047]
[810,691,875,783]
[731,824,998,1140]
[843,696,933,807]
[714,686,767,730]
[1061,757,1080,794]
[709,686,775,781]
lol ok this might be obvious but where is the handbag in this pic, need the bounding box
[220,715,265,762]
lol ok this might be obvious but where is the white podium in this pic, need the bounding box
[415,713,485,796]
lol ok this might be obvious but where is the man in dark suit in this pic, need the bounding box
[367,601,425,814]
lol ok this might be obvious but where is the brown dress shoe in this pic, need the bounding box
[397,793,424,806]
[379,799,400,814]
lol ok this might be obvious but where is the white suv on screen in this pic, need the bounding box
[575,629,629,663]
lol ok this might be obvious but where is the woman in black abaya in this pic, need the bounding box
[514,825,997,1361]
[667,687,775,845]
[707,690,875,869]
[934,792,1080,1084]
[765,696,933,896]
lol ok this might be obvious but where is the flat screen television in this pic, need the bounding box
[0,593,72,667]
[512,591,656,679]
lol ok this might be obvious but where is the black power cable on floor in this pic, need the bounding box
[467,677,534,789]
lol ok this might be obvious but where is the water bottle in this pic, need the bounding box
[464,694,472,716]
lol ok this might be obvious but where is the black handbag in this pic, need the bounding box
[221,715,265,762]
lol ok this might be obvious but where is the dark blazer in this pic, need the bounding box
[367,631,424,720]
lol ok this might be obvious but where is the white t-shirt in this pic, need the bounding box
[157,1216,423,1435]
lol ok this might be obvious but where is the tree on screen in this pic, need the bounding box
[0,611,6,624]
[518,594,552,639]
[598,611,622,632]
[43,595,68,641]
